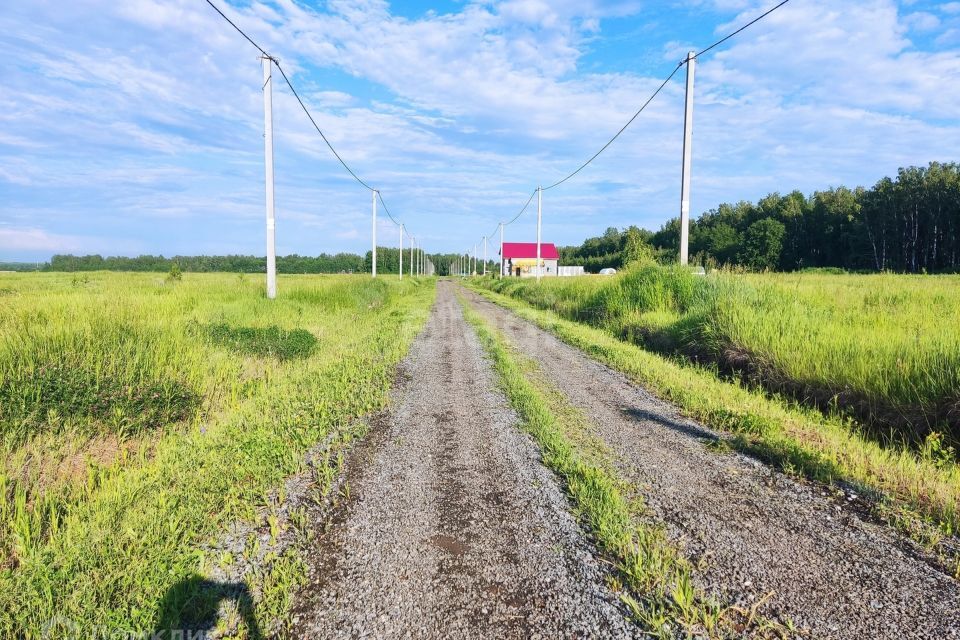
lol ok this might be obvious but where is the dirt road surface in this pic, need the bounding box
[460,285,960,639]
[289,282,637,638]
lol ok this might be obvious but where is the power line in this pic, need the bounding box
[206,0,424,243]
[203,0,268,57]
[539,0,791,193]
[694,0,791,60]
[503,189,538,227]
[272,62,375,192]
[377,191,403,227]
[542,63,683,191]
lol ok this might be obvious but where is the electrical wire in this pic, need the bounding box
[272,62,375,192]
[539,0,791,193]
[503,189,538,227]
[206,0,425,240]
[694,0,791,60]
[203,0,269,57]
[377,191,403,227]
[542,62,683,191]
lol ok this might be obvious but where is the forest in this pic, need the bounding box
[561,162,960,273]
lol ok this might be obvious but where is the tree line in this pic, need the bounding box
[33,250,497,276]
[651,162,960,272]
[18,162,957,275]
[45,253,366,273]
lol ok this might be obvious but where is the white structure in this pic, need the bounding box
[500,242,559,278]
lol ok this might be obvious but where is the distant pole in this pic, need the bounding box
[680,50,696,266]
[410,237,414,277]
[483,236,487,276]
[261,55,277,299]
[499,222,504,278]
[536,186,542,282]
[371,190,378,278]
[399,224,403,281]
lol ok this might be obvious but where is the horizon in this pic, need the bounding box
[2,0,959,261]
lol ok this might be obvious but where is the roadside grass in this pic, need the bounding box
[463,283,960,558]
[0,272,435,637]
[477,267,960,448]
[460,295,788,638]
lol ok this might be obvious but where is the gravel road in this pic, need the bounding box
[289,282,637,638]
[460,285,960,639]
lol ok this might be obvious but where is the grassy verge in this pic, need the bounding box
[0,272,436,637]
[463,282,960,561]
[476,267,960,447]
[459,294,788,638]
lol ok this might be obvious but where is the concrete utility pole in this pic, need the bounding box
[536,186,542,282]
[499,222,504,278]
[371,190,378,278]
[483,236,487,276]
[399,224,403,281]
[261,55,277,299]
[472,245,476,275]
[679,50,696,266]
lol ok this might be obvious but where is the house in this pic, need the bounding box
[500,242,559,278]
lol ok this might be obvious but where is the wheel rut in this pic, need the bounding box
[459,284,960,639]
[289,281,636,638]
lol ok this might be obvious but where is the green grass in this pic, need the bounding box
[460,294,786,638]
[476,267,960,447]
[464,281,960,554]
[0,271,435,637]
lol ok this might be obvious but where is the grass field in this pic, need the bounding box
[0,272,435,637]
[467,273,960,558]
[476,267,960,449]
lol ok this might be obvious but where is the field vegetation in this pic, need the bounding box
[0,272,435,637]
[462,298,788,637]
[477,267,960,448]
[468,272,960,552]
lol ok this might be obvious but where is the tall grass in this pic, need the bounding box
[478,268,960,447]
[0,272,435,637]
[465,282,960,552]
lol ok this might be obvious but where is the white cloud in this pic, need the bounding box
[1,0,959,260]
[0,228,88,252]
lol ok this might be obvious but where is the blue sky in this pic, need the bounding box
[2,0,959,261]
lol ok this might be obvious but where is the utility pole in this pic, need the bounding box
[261,55,277,299]
[499,222,504,278]
[483,236,487,276]
[536,186,542,282]
[371,190,378,278]
[399,224,403,281]
[409,237,414,277]
[680,50,696,266]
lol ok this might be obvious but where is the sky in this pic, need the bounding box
[1,0,959,261]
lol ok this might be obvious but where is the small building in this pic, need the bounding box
[500,242,559,278]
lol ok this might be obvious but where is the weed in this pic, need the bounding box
[465,282,960,546]
[461,296,780,638]
[207,323,318,361]
[475,267,960,446]
[0,272,435,637]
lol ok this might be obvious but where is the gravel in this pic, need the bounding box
[461,286,960,639]
[289,281,638,638]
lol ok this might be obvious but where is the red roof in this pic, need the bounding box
[501,242,559,260]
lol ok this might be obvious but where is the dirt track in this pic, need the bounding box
[460,284,960,639]
[289,282,637,638]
